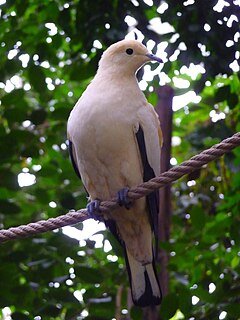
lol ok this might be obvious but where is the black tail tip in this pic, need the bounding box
[133,294,162,307]
[132,269,162,307]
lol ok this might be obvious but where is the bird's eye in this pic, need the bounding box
[126,48,133,55]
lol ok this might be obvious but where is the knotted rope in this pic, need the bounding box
[0,132,239,243]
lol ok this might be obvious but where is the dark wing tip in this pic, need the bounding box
[68,140,81,180]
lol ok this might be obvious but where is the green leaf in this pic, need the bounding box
[69,60,96,81]
[178,286,192,315]
[60,192,76,209]
[11,312,30,320]
[75,266,103,284]
[228,92,238,109]
[225,303,240,318]
[0,169,19,190]
[30,108,47,125]
[130,305,143,319]
[189,206,206,229]
[231,256,240,269]
[0,199,21,214]
[1,89,25,106]
[160,293,179,320]
[215,85,231,103]
[88,299,115,318]
[28,64,46,93]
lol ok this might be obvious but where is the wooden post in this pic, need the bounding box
[143,85,173,320]
[155,85,174,296]
[155,85,173,298]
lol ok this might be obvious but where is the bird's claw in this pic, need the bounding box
[117,188,133,209]
[87,199,101,220]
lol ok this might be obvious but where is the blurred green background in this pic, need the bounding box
[0,0,239,319]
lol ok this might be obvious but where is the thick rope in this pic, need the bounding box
[0,132,240,243]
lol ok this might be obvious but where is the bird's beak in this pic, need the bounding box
[146,53,163,63]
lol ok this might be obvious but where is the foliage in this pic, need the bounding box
[0,0,239,319]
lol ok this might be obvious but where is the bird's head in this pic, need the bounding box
[98,39,163,76]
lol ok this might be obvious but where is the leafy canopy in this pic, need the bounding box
[0,0,239,319]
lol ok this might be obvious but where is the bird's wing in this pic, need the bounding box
[136,105,162,240]
[135,125,159,239]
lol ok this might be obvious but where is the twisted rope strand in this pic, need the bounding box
[0,132,239,243]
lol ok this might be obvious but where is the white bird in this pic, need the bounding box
[67,39,163,307]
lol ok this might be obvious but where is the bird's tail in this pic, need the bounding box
[125,249,162,307]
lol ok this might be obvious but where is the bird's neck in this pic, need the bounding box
[95,67,140,89]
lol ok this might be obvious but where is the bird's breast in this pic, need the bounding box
[67,83,149,199]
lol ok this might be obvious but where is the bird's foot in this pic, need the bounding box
[87,199,101,220]
[117,187,133,209]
